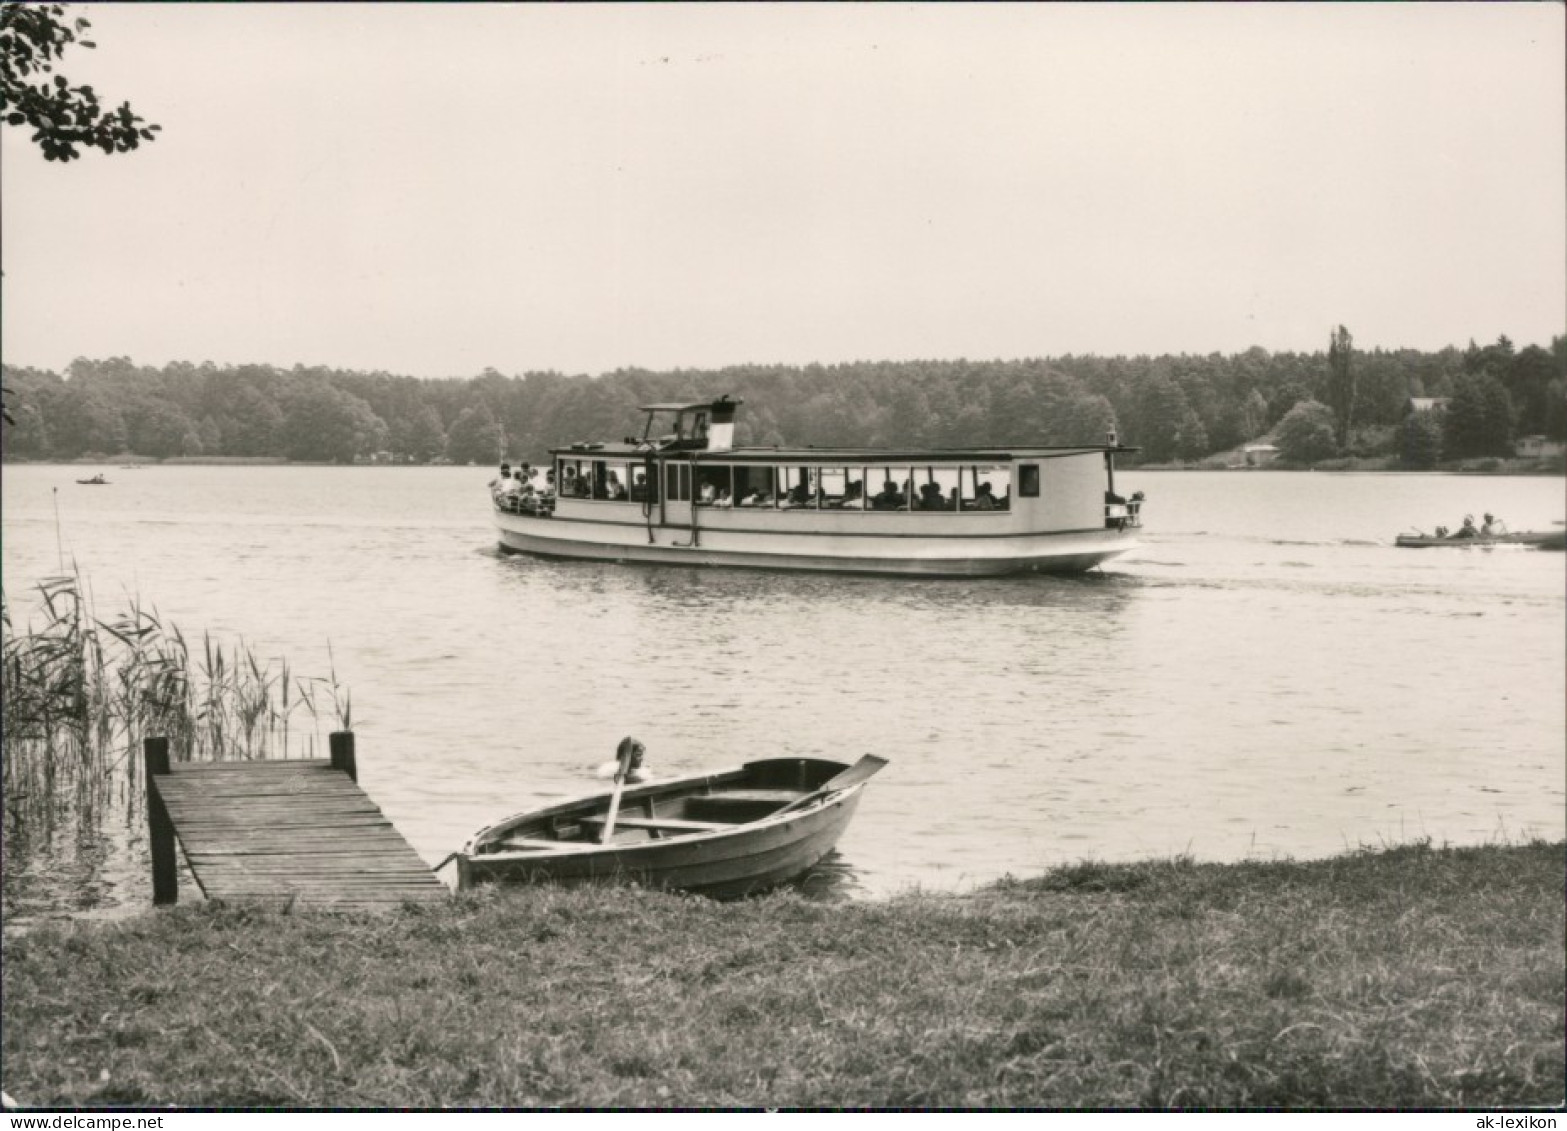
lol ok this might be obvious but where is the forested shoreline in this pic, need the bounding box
[3,334,1563,468]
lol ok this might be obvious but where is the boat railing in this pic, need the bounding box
[494,492,556,517]
[1105,501,1142,531]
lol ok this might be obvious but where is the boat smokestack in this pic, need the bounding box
[708,396,740,453]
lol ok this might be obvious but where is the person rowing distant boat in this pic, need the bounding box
[1481,513,1507,535]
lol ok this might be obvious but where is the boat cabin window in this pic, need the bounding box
[734,466,776,507]
[600,461,635,501]
[1018,464,1039,498]
[695,465,735,506]
[818,467,860,508]
[557,459,594,498]
[775,466,807,509]
[622,459,1012,516]
[666,463,691,503]
[629,464,657,502]
[959,465,1011,511]
[912,466,959,510]
[868,469,911,511]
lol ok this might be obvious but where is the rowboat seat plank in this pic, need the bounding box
[490,838,580,852]
[579,815,727,833]
[701,790,802,803]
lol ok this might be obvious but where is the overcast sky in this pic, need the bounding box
[2,3,1562,380]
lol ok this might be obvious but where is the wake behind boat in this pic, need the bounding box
[448,753,887,899]
[490,396,1143,577]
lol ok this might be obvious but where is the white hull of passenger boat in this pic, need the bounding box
[488,397,1145,577]
[495,507,1136,576]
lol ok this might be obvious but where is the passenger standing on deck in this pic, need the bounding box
[499,470,522,510]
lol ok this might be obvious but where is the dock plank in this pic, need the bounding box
[152,758,445,908]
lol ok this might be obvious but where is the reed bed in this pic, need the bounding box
[1,569,347,831]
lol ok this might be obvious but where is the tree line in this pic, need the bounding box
[2,334,1563,467]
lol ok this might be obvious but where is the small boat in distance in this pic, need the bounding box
[490,396,1143,576]
[1395,530,1565,550]
[75,473,109,485]
[447,754,886,899]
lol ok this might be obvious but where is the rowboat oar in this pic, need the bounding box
[772,755,888,818]
[599,736,643,843]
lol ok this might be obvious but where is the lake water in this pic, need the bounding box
[3,464,1563,918]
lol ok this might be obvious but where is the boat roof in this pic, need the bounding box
[638,401,719,413]
[552,441,1133,461]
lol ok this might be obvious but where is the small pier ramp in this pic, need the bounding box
[144,734,446,911]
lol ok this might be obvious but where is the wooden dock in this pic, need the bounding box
[144,734,447,910]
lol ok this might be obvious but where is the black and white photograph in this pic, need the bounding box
[2,1,1563,1115]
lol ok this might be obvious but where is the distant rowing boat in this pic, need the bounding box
[75,474,109,485]
[1394,530,1565,550]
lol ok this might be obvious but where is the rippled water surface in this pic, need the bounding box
[4,464,1563,914]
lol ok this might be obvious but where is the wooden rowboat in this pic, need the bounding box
[1394,530,1565,550]
[450,755,886,899]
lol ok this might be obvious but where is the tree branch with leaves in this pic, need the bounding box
[1,2,159,161]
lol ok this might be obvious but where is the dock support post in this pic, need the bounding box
[144,737,178,906]
[330,730,357,783]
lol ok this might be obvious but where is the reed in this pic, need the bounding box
[1,569,346,830]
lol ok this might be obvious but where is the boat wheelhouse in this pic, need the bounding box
[492,397,1143,577]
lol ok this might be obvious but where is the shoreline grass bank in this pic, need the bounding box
[2,840,1561,1110]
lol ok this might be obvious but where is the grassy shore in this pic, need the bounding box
[2,840,1561,1109]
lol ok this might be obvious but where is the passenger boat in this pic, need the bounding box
[449,754,886,899]
[76,473,109,485]
[1394,530,1565,550]
[491,397,1143,576]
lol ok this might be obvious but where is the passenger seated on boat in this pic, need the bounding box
[917,481,944,510]
[1452,515,1480,539]
[699,482,717,505]
[713,488,733,508]
[630,472,650,502]
[783,483,811,508]
[605,472,627,500]
[490,462,512,494]
[871,480,904,510]
[740,488,771,506]
[842,480,864,508]
[1481,513,1506,535]
[972,483,997,510]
